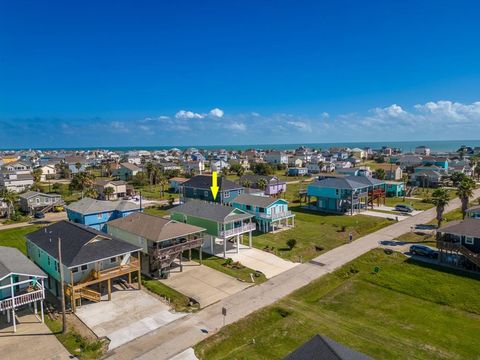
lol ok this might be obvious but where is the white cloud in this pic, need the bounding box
[287,121,312,132]
[414,100,480,122]
[227,122,247,131]
[209,108,224,118]
[175,110,205,119]
[109,121,130,133]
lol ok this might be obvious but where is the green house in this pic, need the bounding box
[169,200,255,258]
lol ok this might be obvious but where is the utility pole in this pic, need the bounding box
[58,237,67,334]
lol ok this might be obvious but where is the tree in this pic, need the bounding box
[84,187,98,199]
[286,239,297,250]
[103,186,115,200]
[457,177,476,218]
[252,163,274,176]
[159,177,169,197]
[230,163,245,177]
[257,178,268,190]
[431,188,450,228]
[220,166,230,177]
[32,168,43,183]
[69,172,95,198]
[75,162,82,173]
[374,168,386,180]
[450,172,467,186]
[132,172,149,187]
[145,162,155,188]
[475,166,480,181]
[0,188,18,219]
[241,179,252,188]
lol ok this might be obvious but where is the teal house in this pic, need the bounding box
[385,181,405,197]
[421,157,449,170]
[232,194,295,232]
[306,176,386,214]
[169,200,255,258]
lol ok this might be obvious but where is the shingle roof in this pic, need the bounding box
[26,221,142,268]
[66,197,140,215]
[284,334,373,360]
[120,162,141,171]
[233,194,287,208]
[18,191,61,200]
[438,218,480,238]
[239,174,282,185]
[182,175,242,191]
[169,199,253,223]
[309,176,370,190]
[0,246,47,280]
[107,212,205,242]
[94,180,127,187]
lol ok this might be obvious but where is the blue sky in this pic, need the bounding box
[1,0,480,148]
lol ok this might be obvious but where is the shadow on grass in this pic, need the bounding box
[405,257,480,280]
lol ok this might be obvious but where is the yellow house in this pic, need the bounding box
[0,156,20,165]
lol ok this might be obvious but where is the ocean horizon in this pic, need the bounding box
[2,139,480,153]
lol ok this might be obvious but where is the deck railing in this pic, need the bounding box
[259,210,293,220]
[219,222,256,238]
[0,289,44,311]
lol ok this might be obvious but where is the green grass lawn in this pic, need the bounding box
[395,231,436,247]
[143,205,170,217]
[0,225,42,253]
[384,196,434,210]
[190,249,267,284]
[195,249,480,360]
[252,206,392,262]
[134,184,178,200]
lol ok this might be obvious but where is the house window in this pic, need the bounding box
[71,267,79,273]
[224,191,230,198]
[81,264,88,271]
[259,207,265,213]
[335,189,340,196]
[465,236,474,245]
[97,213,103,219]
[204,190,209,197]
[36,198,40,204]
[246,205,252,211]
[47,257,50,266]
[110,257,117,263]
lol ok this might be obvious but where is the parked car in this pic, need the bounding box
[410,245,438,258]
[395,204,414,213]
[34,212,45,219]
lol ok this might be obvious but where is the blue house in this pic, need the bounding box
[232,194,295,233]
[307,176,386,214]
[66,197,141,232]
[180,175,244,205]
[385,181,405,197]
[287,167,308,176]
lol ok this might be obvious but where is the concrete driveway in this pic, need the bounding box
[76,288,185,350]
[160,262,251,308]
[227,245,299,279]
[0,310,71,360]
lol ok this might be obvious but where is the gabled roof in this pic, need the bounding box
[26,221,142,268]
[120,162,141,172]
[239,174,284,185]
[438,218,480,238]
[182,175,242,191]
[309,176,371,190]
[233,194,287,208]
[107,212,205,242]
[284,334,373,360]
[66,197,140,215]
[94,180,127,187]
[169,199,253,223]
[0,246,47,281]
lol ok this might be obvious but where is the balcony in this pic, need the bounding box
[151,238,204,262]
[0,288,44,311]
[219,222,256,238]
[72,259,140,290]
[259,210,293,220]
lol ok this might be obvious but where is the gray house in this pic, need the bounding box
[18,191,63,214]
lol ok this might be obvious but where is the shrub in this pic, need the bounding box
[286,239,297,250]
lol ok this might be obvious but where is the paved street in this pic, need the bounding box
[0,212,67,231]
[105,188,480,360]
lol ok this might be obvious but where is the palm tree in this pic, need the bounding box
[457,177,476,219]
[375,168,386,180]
[32,168,43,183]
[103,186,115,200]
[257,178,268,191]
[145,162,155,189]
[159,177,169,197]
[220,167,229,177]
[431,188,450,228]
[84,187,98,199]
[242,179,252,189]
[0,188,18,219]
[75,162,82,173]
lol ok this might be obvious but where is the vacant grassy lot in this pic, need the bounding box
[384,196,434,210]
[395,231,436,247]
[143,205,170,217]
[252,206,391,262]
[195,249,480,360]
[134,184,178,200]
[0,225,42,253]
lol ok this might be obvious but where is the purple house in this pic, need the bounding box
[239,174,287,196]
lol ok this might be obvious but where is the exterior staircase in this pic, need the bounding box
[437,241,480,267]
[39,200,65,214]
[76,288,101,302]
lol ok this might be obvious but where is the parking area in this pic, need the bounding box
[0,310,71,360]
[160,261,251,308]
[75,288,185,350]
[226,245,299,279]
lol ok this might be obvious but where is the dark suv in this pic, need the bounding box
[409,245,438,258]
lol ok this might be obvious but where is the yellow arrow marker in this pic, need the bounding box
[211,171,219,200]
